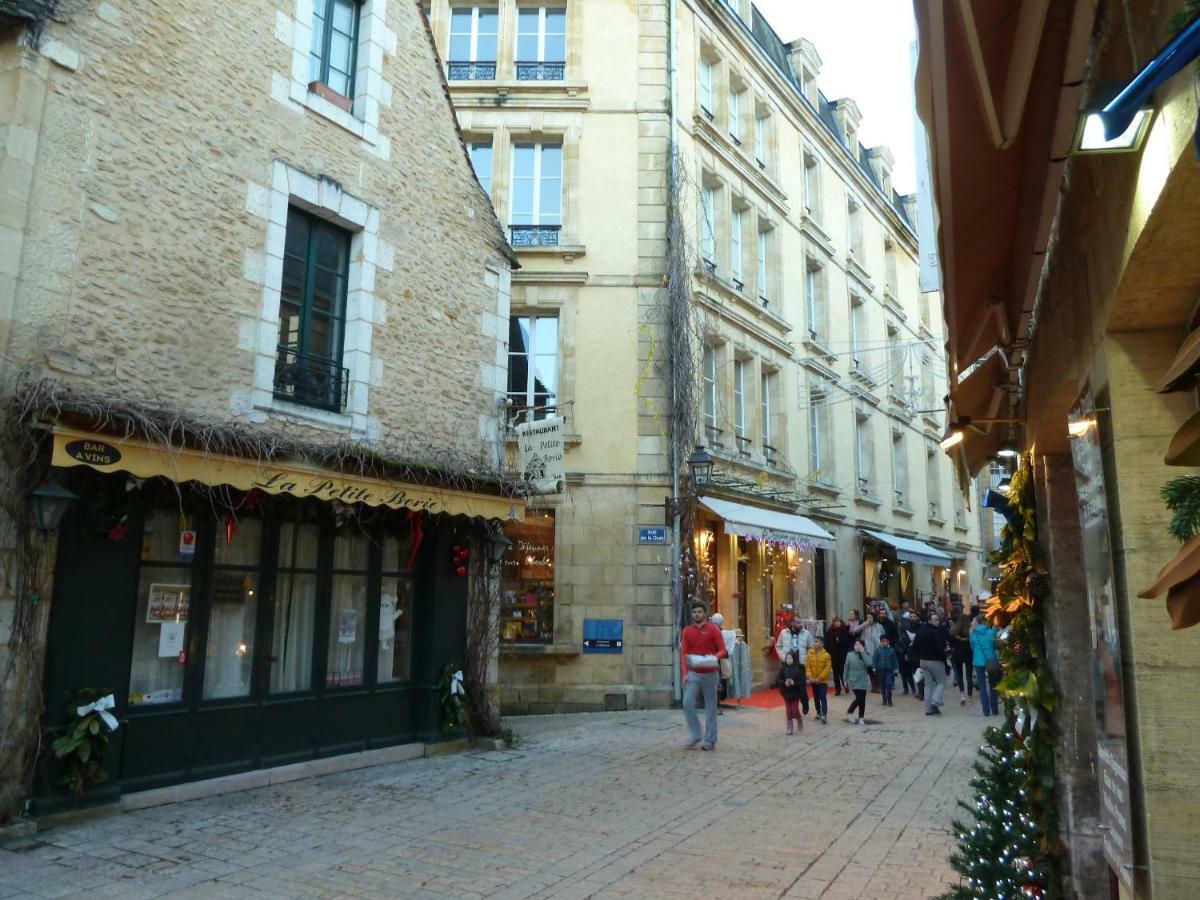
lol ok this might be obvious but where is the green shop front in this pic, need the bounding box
[35,425,520,808]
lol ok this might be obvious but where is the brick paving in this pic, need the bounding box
[0,692,988,899]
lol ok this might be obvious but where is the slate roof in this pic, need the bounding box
[742,2,915,232]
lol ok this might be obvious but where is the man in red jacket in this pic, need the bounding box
[681,600,728,750]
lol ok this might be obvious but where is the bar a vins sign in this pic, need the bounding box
[64,439,122,466]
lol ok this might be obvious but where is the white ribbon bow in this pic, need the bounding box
[450,670,465,697]
[77,694,119,732]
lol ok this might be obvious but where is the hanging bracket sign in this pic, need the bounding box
[515,416,566,495]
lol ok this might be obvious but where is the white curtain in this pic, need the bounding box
[271,572,316,693]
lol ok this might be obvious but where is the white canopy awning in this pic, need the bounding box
[698,496,835,550]
[862,529,954,567]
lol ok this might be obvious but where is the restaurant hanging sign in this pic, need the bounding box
[51,426,522,521]
[515,415,565,494]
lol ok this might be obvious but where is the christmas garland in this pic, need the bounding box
[940,455,1060,899]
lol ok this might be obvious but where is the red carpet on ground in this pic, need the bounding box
[738,687,787,709]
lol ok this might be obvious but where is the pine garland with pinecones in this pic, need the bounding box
[939,455,1061,899]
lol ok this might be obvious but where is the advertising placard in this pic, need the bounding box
[515,416,565,494]
[1069,389,1134,890]
[146,583,190,623]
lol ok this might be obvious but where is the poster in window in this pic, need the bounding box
[146,583,190,623]
[1069,388,1134,890]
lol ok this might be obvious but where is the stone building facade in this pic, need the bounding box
[422,0,983,710]
[916,0,1200,894]
[0,0,518,814]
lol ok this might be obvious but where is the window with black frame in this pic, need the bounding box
[309,0,360,99]
[128,510,196,707]
[276,207,351,411]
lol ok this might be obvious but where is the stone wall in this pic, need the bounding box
[0,0,512,461]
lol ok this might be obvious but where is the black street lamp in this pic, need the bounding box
[488,529,512,565]
[686,445,713,488]
[30,481,78,537]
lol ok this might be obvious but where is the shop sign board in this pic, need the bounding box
[638,526,666,544]
[583,619,623,653]
[515,416,565,494]
[1069,388,1135,890]
[50,426,522,521]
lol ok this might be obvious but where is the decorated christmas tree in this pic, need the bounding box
[939,455,1060,899]
[941,724,1052,899]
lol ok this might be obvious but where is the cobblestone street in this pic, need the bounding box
[0,696,987,899]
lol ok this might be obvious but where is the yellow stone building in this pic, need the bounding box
[423,0,983,711]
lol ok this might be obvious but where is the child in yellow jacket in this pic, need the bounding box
[806,637,833,723]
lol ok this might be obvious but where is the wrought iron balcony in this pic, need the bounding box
[447,60,496,81]
[515,60,565,81]
[510,224,561,247]
[273,347,349,412]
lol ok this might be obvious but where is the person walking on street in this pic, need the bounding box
[681,601,727,749]
[914,612,950,715]
[807,636,832,723]
[775,651,806,734]
[970,614,1001,717]
[774,615,814,715]
[871,635,899,706]
[878,607,899,646]
[825,617,851,696]
[843,639,871,725]
[949,612,974,705]
[861,612,882,692]
[896,614,918,696]
[847,609,865,642]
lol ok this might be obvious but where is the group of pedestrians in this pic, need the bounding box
[681,600,1004,749]
[777,602,1003,729]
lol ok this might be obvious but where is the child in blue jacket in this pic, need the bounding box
[872,635,899,707]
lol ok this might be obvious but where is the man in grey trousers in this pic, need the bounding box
[680,601,727,749]
[913,613,949,715]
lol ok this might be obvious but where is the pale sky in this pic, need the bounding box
[753,0,919,194]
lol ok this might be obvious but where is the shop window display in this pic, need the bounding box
[326,530,369,687]
[128,510,194,706]
[378,529,415,683]
[203,516,262,700]
[271,518,321,693]
[500,511,555,643]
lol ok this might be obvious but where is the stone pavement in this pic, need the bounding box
[0,691,989,899]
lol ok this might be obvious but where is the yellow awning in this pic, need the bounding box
[51,426,522,521]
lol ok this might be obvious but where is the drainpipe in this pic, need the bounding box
[668,0,682,705]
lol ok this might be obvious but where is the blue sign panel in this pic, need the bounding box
[638,526,667,545]
[583,618,623,653]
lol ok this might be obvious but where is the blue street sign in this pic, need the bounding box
[583,619,623,653]
[638,526,667,545]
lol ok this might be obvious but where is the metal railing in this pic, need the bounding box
[510,224,562,247]
[515,60,565,80]
[447,60,496,80]
[273,347,349,411]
